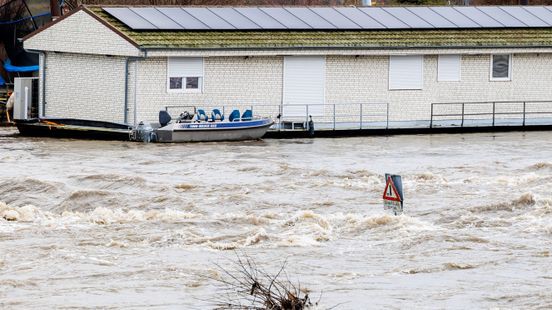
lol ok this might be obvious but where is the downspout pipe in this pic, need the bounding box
[125,49,147,125]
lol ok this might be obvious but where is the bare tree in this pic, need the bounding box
[210,253,318,310]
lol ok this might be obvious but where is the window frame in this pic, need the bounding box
[166,57,204,93]
[437,54,461,82]
[490,54,512,82]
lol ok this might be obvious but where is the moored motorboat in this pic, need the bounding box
[149,108,274,143]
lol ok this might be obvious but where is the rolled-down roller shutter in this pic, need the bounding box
[389,55,423,90]
[283,56,325,117]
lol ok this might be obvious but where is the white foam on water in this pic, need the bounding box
[2,132,552,308]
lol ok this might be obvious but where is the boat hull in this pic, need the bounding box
[155,119,273,142]
[15,118,132,141]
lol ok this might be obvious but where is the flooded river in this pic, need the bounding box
[0,127,551,309]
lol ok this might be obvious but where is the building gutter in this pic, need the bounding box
[24,49,46,117]
[141,45,552,51]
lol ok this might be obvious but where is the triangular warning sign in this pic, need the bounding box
[383,176,402,202]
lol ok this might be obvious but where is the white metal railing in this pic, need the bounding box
[430,100,552,128]
[165,103,389,131]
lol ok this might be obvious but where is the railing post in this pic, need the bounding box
[306,104,309,131]
[278,104,282,131]
[430,104,433,128]
[523,101,526,126]
[386,103,389,129]
[461,103,465,127]
[333,104,336,130]
[492,102,495,127]
[360,103,363,130]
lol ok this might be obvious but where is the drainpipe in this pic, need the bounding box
[124,50,147,125]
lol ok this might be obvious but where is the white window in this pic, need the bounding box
[389,55,423,90]
[490,54,512,81]
[167,57,203,92]
[438,55,461,82]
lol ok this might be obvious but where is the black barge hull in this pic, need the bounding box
[15,118,132,141]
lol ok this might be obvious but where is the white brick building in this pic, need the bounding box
[23,6,552,128]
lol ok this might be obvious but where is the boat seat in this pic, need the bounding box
[159,110,172,127]
[197,109,208,121]
[211,109,224,121]
[229,109,240,122]
[241,109,253,121]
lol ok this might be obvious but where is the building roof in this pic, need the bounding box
[26,6,552,50]
[102,6,552,30]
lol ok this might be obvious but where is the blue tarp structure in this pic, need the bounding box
[0,75,5,86]
[4,58,38,73]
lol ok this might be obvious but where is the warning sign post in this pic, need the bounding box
[383,174,403,215]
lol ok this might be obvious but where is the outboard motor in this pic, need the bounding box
[134,121,154,143]
[159,110,171,127]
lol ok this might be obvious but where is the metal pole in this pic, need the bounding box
[461,103,465,127]
[333,104,336,130]
[492,102,495,126]
[386,103,389,129]
[133,61,138,126]
[360,103,363,130]
[430,104,433,128]
[306,104,309,130]
[279,104,282,131]
[523,101,526,126]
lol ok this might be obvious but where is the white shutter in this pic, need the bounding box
[168,57,203,77]
[389,55,423,90]
[438,55,461,82]
[283,56,325,117]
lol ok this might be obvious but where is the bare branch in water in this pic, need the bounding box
[209,252,319,310]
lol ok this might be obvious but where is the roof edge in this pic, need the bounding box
[23,6,140,50]
[83,6,140,49]
[23,6,85,42]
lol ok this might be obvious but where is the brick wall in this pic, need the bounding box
[44,52,552,126]
[128,56,283,124]
[44,52,127,123]
[325,53,552,122]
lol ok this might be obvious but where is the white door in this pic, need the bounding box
[283,56,325,117]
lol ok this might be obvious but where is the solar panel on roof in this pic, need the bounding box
[382,7,433,28]
[478,7,526,27]
[286,8,335,29]
[209,8,260,29]
[359,7,408,29]
[500,6,549,27]
[260,8,311,29]
[309,7,360,29]
[406,7,457,28]
[183,7,235,29]
[156,8,209,29]
[104,7,157,29]
[429,7,479,28]
[522,6,552,26]
[334,7,385,29]
[454,7,503,27]
[103,6,552,31]
[130,8,183,29]
[233,8,285,29]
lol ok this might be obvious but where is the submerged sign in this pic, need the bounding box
[383,174,403,215]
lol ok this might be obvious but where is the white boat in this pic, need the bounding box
[136,108,274,143]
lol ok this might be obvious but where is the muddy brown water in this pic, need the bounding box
[0,127,551,309]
